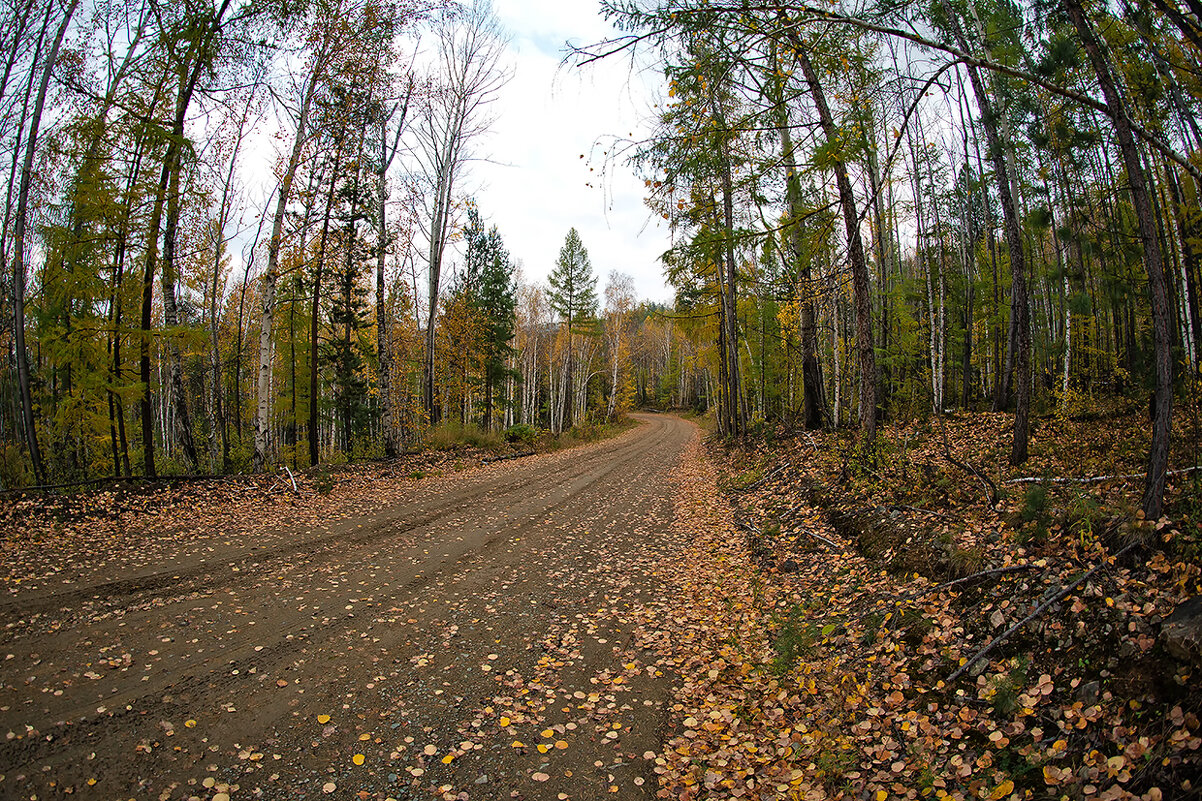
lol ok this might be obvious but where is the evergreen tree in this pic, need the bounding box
[548,228,598,430]
[326,144,376,455]
[463,203,517,429]
[548,227,598,329]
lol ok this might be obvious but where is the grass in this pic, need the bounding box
[423,422,505,452]
[538,416,640,451]
[419,415,640,456]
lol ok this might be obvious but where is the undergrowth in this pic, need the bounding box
[697,403,1202,801]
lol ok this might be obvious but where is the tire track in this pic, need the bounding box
[0,414,696,801]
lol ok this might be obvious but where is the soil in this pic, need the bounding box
[0,413,697,801]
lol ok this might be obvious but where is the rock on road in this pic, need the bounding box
[0,414,698,801]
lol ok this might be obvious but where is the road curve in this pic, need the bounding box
[0,413,697,801]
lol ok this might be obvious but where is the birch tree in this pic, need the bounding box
[603,271,636,419]
[254,1,348,471]
[411,0,507,426]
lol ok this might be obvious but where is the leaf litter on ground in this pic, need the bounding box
[625,409,1201,801]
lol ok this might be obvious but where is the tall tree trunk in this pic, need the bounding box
[932,6,1028,454]
[310,149,342,467]
[238,220,263,453]
[206,90,254,472]
[139,164,168,478]
[713,122,745,437]
[138,0,230,477]
[255,52,325,472]
[866,112,894,413]
[10,0,77,485]
[776,82,828,429]
[962,280,974,408]
[943,5,1031,463]
[376,83,412,455]
[1066,0,1173,517]
[1166,165,1202,370]
[424,136,459,429]
[564,314,574,430]
[792,42,878,442]
[339,139,364,452]
[0,0,44,274]
[161,160,200,470]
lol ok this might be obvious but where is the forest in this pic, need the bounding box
[2,0,1201,519]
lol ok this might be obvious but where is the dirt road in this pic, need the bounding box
[0,414,697,801]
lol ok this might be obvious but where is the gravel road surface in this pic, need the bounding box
[0,414,697,801]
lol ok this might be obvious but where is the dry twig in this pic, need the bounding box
[946,543,1138,683]
[888,503,958,521]
[1007,465,1201,485]
[935,414,998,508]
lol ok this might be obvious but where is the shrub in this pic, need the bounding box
[424,422,502,451]
[0,444,33,489]
[312,468,334,495]
[770,603,818,675]
[1017,484,1051,543]
[503,424,537,444]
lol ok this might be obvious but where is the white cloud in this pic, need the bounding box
[472,0,673,304]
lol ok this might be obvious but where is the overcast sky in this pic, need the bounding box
[471,0,674,304]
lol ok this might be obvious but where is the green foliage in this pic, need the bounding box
[769,602,818,675]
[461,202,518,427]
[1018,484,1051,543]
[948,544,985,577]
[984,656,1031,717]
[312,468,335,495]
[548,227,598,326]
[1065,488,1103,546]
[502,424,537,444]
[861,611,885,645]
[723,468,763,491]
[424,421,503,452]
[0,444,33,490]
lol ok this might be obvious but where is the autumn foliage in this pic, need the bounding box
[631,408,1202,800]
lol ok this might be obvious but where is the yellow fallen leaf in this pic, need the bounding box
[541,729,554,738]
[555,740,569,750]
[352,754,365,766]
[358,733,370,741]
[499,716,511,727]
[537,743,550,753]
[184,719,196,728]
[511,740,525,748]
[317,714,330,724]
[442,753,455,764]
[991,780,1014,799]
